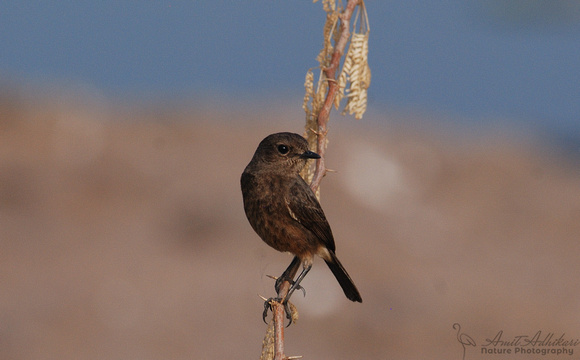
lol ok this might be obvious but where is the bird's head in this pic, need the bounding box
[248,132,320,173]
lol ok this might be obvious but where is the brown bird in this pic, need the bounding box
[241,132,362,319]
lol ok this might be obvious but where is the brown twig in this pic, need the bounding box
[261,267,299,360]
[264,1,362,359]
[272,282,290,360]
[310,0,361,193]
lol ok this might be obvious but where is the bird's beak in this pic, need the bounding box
[300,150,321,159]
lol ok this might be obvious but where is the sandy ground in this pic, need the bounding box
[1,94,579,360]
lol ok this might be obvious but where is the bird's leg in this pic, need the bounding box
[262,257,310,326]
[274,256,302,294]
[284,263,312,303]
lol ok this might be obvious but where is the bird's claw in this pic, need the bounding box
[262,297,294,327]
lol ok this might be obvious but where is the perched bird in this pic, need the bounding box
[241,132,362,316]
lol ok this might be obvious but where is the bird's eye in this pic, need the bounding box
[277,144,289,155]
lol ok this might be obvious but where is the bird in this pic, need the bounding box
[241,132,362,321]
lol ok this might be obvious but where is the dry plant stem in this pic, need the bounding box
[268,1,363,358]
[310,0,361,193]
[273,302,286,360]
[273,280,292,360]
[271,264,299,360]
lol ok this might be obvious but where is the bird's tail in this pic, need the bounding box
[324,251,362,302]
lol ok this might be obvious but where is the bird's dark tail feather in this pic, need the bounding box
[325,251,362,302]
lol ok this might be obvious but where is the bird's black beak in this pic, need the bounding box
[300,150,321,159]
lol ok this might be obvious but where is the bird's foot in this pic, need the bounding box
[271,275,306,298]
[262,297,296,327]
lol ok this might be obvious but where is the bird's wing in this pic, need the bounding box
[285,176,336,252]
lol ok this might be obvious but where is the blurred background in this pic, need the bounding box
[1,1,579,359]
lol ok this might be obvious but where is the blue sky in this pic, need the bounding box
[1,1,579,132]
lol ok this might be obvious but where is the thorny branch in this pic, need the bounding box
[261,267,298,360]
[310,0,361,193]
[261,1,364,360]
